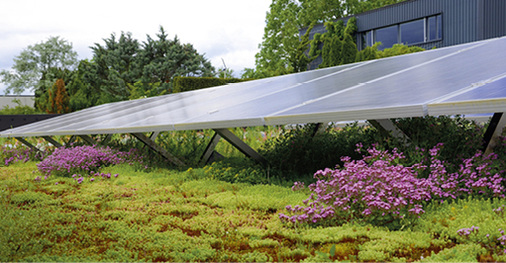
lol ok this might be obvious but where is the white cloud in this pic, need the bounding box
[0,0,270,94]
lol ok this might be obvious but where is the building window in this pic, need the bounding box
[375,25,398,50]
[360,14,443,50]
[427,14,442,41]
[400,19,425,45]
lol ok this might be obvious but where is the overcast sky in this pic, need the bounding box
[0,0,272,95]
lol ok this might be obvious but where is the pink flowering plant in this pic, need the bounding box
[280,143,505,228]
[36,145,143,183]
[427,145,506,200]
[280,145,434,227]
[1,145,47,166]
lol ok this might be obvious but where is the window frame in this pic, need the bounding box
[358,13,443,50]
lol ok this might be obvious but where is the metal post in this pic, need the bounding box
[66,135,76,146]
[102,134,113,144]
[311,122,328,136]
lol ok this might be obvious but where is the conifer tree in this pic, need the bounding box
[47,78,70,114]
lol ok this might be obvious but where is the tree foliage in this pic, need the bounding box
[0,36,78,95]
[46,79,70,114]
[253,0,406,77]
[309,17,358,68]
[67,26,215,110]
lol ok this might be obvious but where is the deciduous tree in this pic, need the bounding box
[0,36,78,94]
[253,0,406,76]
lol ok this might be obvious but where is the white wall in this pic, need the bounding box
[0,95,35,109]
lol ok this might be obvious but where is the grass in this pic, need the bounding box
[1,161,505,262]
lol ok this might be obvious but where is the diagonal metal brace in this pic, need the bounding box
[79,135,97,145]
[131,133,186,167]
[369,119,411,146]
[214,128,268,166]
[15,137,42,152]
[42,136,63,148]
[200,132,222,165]
[483,112,506,155]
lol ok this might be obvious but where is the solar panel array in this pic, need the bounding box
[1,36,506,138]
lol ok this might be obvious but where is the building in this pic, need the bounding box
[304,0,506,69]
[0,95,35,109]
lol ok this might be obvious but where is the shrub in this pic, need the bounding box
[172,76,248,93]
[0,99,42,115]
[202,158,271,184]
[394,115,485,170]
[259,123,381,177]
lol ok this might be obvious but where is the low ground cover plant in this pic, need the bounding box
[1,116,505,261]
[1,161,505,262]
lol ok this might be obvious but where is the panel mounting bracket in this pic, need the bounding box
[312,122,328,136]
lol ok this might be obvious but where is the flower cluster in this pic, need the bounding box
[280,144,505,226]
[280,146,433,224]
[1,145,45,166]
[71,172,119,184]
[493,205,505,216]
[36,145,142,182]
[457,225,479,236]
[428,148,505,199]
[291,181,305,191]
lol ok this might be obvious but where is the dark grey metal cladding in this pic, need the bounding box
[356,0,483,47]
[303,0,506,58]
[483,0,506,39]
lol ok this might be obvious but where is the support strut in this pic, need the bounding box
[214,128,268,166]
[15,137,41,152]
[200,132,222,165]
[131,133,186,167]
[483,112,506,155]
[369,119,411,146]
[42,136,63,148]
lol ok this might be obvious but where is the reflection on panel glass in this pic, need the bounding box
[401,19,424,45]
[374,25,398,50]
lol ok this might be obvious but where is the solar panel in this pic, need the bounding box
[1,36,506,138]
[266,38,506,125]
[428,75,506,116]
